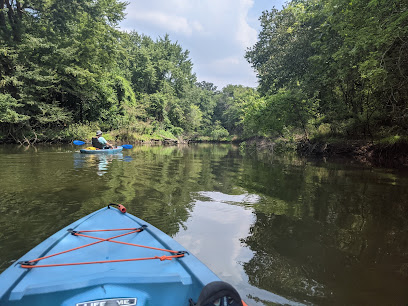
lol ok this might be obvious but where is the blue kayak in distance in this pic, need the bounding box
[80,146,123,154]
[0,204,246,306]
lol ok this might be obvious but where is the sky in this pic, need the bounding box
[119,0,288,90]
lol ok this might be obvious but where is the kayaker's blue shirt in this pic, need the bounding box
[98,136,107,145]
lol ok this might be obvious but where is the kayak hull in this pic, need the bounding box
[80,146,123,154]
[0,207,220,306]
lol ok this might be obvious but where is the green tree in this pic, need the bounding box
[0,0,129,142]
[214,85,259,135]
[245,0,408,139]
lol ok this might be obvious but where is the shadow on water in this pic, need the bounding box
[1,143,408,305]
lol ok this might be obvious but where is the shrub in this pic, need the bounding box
[210,126,229,140]
[58,122,99,141]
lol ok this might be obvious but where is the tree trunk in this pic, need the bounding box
[0,0,6,29]
[4,0,22,41]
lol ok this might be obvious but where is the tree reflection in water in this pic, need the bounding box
[239,157,408,305]
[1,145,408,305]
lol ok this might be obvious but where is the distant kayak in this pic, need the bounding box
[80,146,123,154]
[0,204,246,306]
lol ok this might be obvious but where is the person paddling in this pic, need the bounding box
[92,130,113,149]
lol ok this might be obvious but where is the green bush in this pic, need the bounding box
[171,127,184,137]
[151,129,176,140]
[58,122,99,141]
[210,122,229,140]
[211,129,229,140]
[378,135,408,145]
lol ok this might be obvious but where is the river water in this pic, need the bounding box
[1,143,408,305]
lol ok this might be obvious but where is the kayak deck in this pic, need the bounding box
[80,146,123,154]
[0,206,219,305]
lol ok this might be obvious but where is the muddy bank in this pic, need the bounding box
[298,139,408,168]
[241,137,408,168]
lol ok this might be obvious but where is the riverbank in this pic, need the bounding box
[297,138,408,168]
[0,126,236,146]
[240,136,408,168]
[2,127,407,168]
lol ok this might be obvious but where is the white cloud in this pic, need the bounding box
[213,56,241,67]
[127,11,201,36]
[120,0,272,88]
[236,0,258,49]
[191,20,204,33]
[173,199,255,282]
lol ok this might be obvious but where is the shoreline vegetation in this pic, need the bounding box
[1,126,407,168]
[242,136,408,169]
[1,1,407,168]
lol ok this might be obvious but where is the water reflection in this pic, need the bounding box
[123,155,133,163]
[174,191,304,305]
[195,191,261,206]
[73,152,127,176]
[237,157,408,305]
[1,144,408,305]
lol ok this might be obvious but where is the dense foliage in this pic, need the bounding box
[246,0,408,141]
[0,0,240,143]
[1,0,407,144]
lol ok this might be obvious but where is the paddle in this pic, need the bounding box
[73,140,86,145]
[73,140,133,149]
